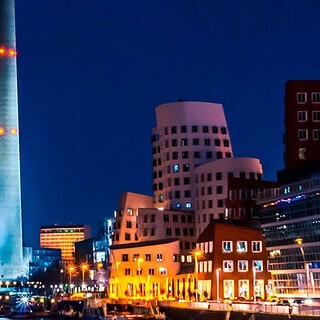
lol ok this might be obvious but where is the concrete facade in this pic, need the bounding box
[0,0,24,280]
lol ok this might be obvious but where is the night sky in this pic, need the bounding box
[14,0,320,247]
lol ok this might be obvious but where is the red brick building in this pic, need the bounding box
[196,220,270,301]
[279,80,320,183]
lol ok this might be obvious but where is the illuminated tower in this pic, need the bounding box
[0,0,24,279]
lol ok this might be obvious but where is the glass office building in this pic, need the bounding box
[257,174,320,297]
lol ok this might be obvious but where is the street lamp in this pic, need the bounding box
[216,268,221,302]
[81,263,88,283]
[253,266,257,303]
[295,237,310,298]
[192,249,203,301]
[68,266,74,293]
[137,257,144,297]
[115,262,121,298]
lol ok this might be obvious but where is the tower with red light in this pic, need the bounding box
[0,0,24,279]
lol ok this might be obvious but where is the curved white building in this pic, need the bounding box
[152,101,233,211]
[193,157,262,237]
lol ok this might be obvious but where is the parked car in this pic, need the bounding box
[277,299,291,306]
[292,299,304,306]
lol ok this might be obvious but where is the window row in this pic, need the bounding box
[297,110,320,122]
[162,214,193,223]
[298,129,320,141]
[196,185,224,196]
[163,138,230,148]
[164,125,228,135]
[141,227,195,238]
[222,260,263,272]
[122,267,168,276]
[121,253,164,262]
[195,171,261,183]
[222,240,263,253]
[297,92,320,104]
[153,150,232,160]
[229,189,260,200]
[154,188,193,199]
[196,199,224,210]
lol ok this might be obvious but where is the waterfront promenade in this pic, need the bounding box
[159,300,320,320]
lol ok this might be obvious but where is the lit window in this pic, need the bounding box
[298,148,306,159]
[222,241,232,253]
[159,267,167,276]
[253,260,263,271]
[186,202,192,208]
[238,260,248,272]
[298,129,308,141]
[297,92,307,103]
[176,203,181,208]
[297,111,307,122]
[173,164,179,173]
[312,92,320,103]
[237,241,247,253]
[156,254,163,262]
[223,260,234,272]
[252,241,262,252]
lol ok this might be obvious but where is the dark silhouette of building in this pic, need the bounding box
[278,80,320,183]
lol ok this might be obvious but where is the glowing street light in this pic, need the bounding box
[137,258,144,297]
[192,249,203,301]
[216,268,221,302]
[295,237,310,298]
[81,263,88,283]
[253,266,257,303]
[68,266,75,292]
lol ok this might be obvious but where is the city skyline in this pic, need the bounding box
[14,0,320,247]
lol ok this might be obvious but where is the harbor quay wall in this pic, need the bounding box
[159,306,318,320]
[158,301,320,320]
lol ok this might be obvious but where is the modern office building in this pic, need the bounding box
[257,175,320,297]
[279,80,320,183]
[29,248,61,282]
[40,225,91,264]
[0,0,24,280]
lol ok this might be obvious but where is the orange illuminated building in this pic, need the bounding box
[109,238,182,300]
[40,224,91,264]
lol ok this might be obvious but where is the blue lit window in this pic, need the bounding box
[253,260,263,271]
[173,164,179,173]
[186,202,192,208]
[237,241,247,253]
[176,203,181,208]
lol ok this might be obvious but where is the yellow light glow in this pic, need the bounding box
[9,128,17,135]
[8,49,17,57]
[0,127,5,136]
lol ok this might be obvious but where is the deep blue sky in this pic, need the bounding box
[14,0,320,247]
